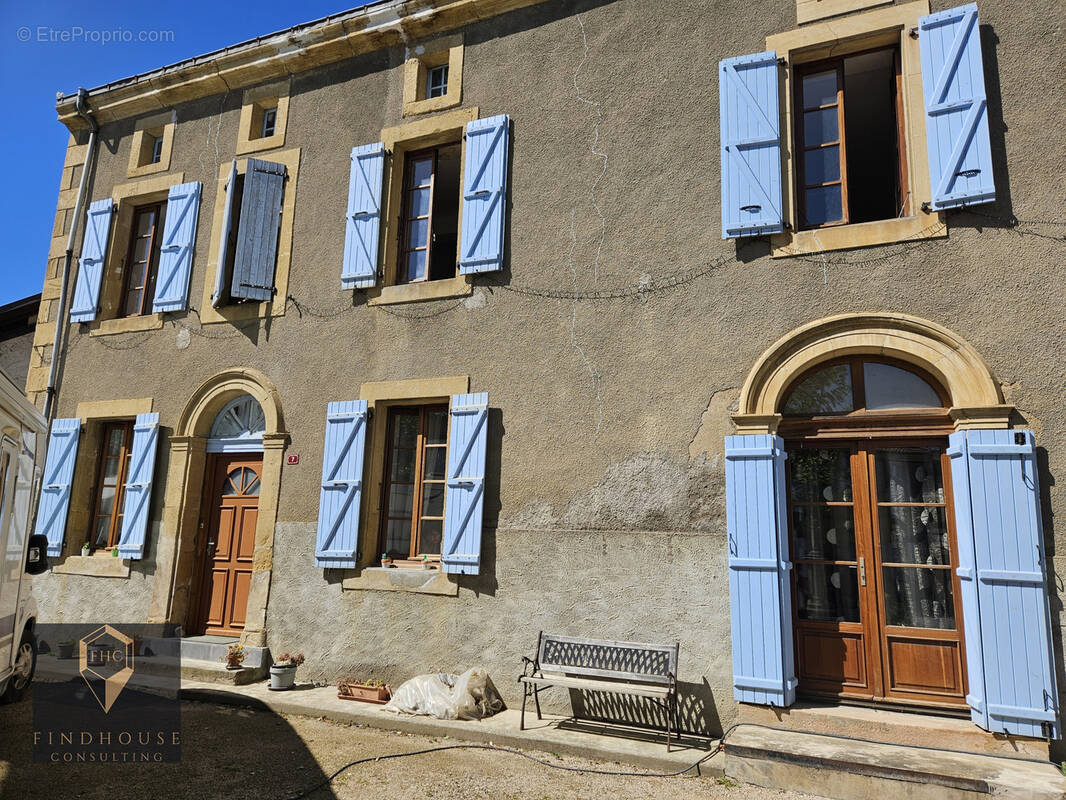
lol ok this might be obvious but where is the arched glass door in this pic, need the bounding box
[781,357,968,708]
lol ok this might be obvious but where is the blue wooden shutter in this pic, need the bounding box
[232,158,286,302]
[34,417,81,557]
[116,413,159,560]
[314,401,367,568]
[212,160,238,308]
[70,199,115,322]
[442,393,488,574]
[919,4,995,210]
[719,52,783,239]
[948,429,1059,738]
[152,182,202,313]
[459,116,509,274]
[341,143,385,289]
[725,434,796,706]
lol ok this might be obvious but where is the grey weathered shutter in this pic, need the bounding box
[212,160,238,308]
[70,199,115,322]
[231,158,286,302]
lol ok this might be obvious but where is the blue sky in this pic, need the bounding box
[0,1,369,308]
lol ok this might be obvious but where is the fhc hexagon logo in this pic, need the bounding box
[78,625,135,713]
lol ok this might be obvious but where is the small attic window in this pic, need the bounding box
[427,65,449,98]
[150,135,164,164]
[260,107,278,139]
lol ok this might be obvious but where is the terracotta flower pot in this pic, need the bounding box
[337,681,390,703]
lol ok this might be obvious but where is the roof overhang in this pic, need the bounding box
[56,0,548,130]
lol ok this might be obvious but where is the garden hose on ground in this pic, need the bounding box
[284,725,739,800]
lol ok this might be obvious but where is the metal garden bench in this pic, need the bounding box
[518,632,680,750]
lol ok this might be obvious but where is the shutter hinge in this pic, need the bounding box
[777,57,787,67]
[921,201,932,213]
[909,26,919,39]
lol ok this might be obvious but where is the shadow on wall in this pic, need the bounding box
[0,694,336,800]
[567,678,722,742]
[457,406,504,597]
[1035,444,1065,764]
[948,24,1016,231]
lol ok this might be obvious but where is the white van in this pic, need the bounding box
[0,369,49,703]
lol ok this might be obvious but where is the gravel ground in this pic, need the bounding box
[0,698,819,800]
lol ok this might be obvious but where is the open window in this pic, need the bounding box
[119,202,167,318]
[795,47,908,229]
[88,421,134,551]
[398,144,461,284]
[212,158,287,307]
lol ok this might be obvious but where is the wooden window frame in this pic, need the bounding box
[397,147,440,285]
[120,201,166,318]
[793,45,907,231]
[378,404,449,562]
[260,107,278,139]
[779,355,952,439]
[89,421,134,551]
[426,64,449,99]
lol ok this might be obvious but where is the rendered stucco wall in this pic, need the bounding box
[26,0,1066,742]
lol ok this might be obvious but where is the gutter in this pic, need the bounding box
[44,88,98,424]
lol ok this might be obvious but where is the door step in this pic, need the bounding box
[180,659,266,685]
[725,725,1065,800]
[738,702,1049,761]
[176,637,270,685]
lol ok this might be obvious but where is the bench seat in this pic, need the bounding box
[519,673,672,698]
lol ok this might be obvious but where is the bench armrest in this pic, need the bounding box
[518,655,540,682]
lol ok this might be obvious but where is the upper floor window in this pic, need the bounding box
[782,358,946,416]
[796,47,907,229]
[426,65,449,98]
[399,143,461,284]
[150,135,164,165]
[121,202,167,318]
[260,107,278,139]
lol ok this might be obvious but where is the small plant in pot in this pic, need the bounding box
[80,542,90,557]
[269,652,305,691]
[221,643,246,670]
[380,553,393,568]
[337,677,390,703]
[110,546,119,558]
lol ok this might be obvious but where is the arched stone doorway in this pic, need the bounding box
[147,368,287,647]
[732,314,1011,710]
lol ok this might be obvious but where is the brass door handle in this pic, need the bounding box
[859,557,867,587]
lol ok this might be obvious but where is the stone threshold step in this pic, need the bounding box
[178,659,267,685]
[725,725,1065,800]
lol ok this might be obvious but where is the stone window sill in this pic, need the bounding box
[770,214,947,258]
[52,554,131,577]
[367,275,472,306]
[342,566,457,596]
[88,313,165,337]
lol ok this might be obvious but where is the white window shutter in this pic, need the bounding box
[719,52,784,239]
[70,199,115,322]
[117,413,159,560]
[442,393,488,574]
[342,143,385,289]
[459,116,509,274]
[919,3,995,210]
[34,418,81,557]
[152,182,202,313]
[314,401,367,568]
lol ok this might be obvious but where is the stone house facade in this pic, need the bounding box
[25,0,1066,757]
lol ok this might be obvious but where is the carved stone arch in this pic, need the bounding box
[149,367,288,648]
[733,313,1011,433]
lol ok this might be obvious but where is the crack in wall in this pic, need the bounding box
[566,13,608,434]
[198,90,229,185]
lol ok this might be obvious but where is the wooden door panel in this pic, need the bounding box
[214,506,236,561]
[205,570,229,628]
[798,629,867,687]
[236,506,257,561]
[885,635,964,696]
[227,570,253,628]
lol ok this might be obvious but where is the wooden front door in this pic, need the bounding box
[193,455,261,637]
[787,442,968,707]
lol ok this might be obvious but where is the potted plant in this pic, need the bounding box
[269,652,304,691]
[80,542,90,557]
[56,640,75,659]
[110,547,119,558]
[380,553,393,568]
[337,677,390,704]
[420,555,434,570]
[221,643,246,670]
